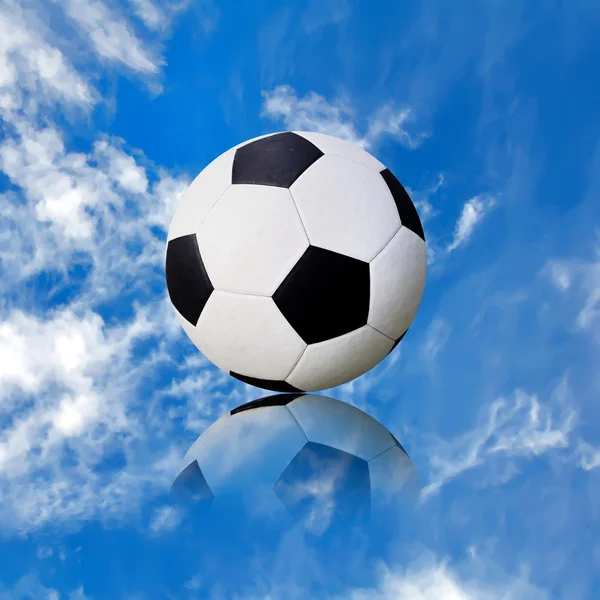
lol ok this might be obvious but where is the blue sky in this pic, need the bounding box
[0,0,599,597]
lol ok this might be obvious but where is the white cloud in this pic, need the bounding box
[59,0,162,73]
[0,319,231,532]
[0,2,95,115]
[129,0,165,30]
[0,0,235,540]
[366,104,429,150]
[261,85,427,150]
[576,440,600,471]
[235,552,549,600]
[0,118,188,296]
[0,309,111,404]
[545,260,572,291]
[184,574,203,591]
[1,452,175,533]
[190,0,220,36]
[0,115,218,532]
[262,85,362,145]
[342,559,549,600]
[0,121,118,243]
[447,195,496,252]
[95,140,149,194]
[301,0,353,33]
[69,587,92,600]
[545,240,600,339]
[158,357,238,434]
[146,168,191,229]
[0,247,201,533]
[129,0,215,36]
[421,377,577,499]
[408,172,444,225]
[149,505,182,533]
[0,306,155,475]
[0,572,89,600]
[36,546,53,559]
[276,463,348,536]
[420,319,451,362]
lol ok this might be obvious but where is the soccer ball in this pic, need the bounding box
[170,393,418,529]
[166,131,427,392]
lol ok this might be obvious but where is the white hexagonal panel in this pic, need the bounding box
[174,307,230,373]
[197,185,309,296]
[368,226,427,340]
[181,407,307,494]
[286,325,394,392]
[369,445,419,505]
[167,148,235,242]
[294,131,386,172]
[290,155,400,262]
[287,394,396,461]
[197,291,306,381]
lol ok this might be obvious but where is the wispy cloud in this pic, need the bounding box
[59,0,163,73]
[421,377,577,500]
[273,458,357,536]
[575,440,600,472]
[545,260,573,291]
[343,558,549,600]
[447,195,496,252]
[0,71,219,533]
[0,307,149,434]
[0,2,96,115]
[128,0,218,36]
[420,319,451,362]
[0,303,186,531]
[69,587,92,600]
[128,0,165,30]
[366,104,429,150]
[261,85,428,150]
[184,574,203,591]
[408,173,445,225]
[0,572,89,600]
[0,118,187,292]
[545,238,600,339]
[301,0,353,33]
[231,549,549,600]
[149,505,182,534]
[36,546,53,559]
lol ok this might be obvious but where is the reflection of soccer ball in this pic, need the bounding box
[166,131,427,392]
[171,394,418,530]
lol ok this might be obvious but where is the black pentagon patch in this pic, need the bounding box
[170,460,214,506]
[230,393,306,416]
[230,371,303,393]
[388,329,408,355]
[274,442,370,521]
[380,169,425,241]
[166,234,214,326]
[273,246,370,345]
[232,132,324,188]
